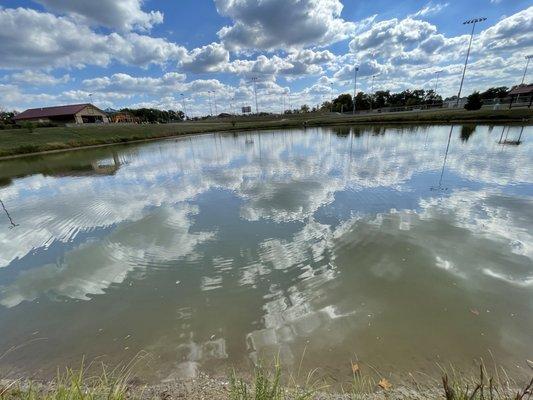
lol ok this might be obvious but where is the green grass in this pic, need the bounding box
[1,359,532,400]
[0,107,530,158]
[229,358,324,400]
[0,364,132,400]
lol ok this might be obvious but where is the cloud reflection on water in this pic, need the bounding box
[0,125,531,378]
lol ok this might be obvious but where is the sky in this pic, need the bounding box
[0,0,532,115]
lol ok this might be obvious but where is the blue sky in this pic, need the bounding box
[0,0,531,115]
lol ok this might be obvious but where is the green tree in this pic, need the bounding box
[464,91,483,110]
[331,93,353,112]
[479,86,508,100]
[354,92,371,110]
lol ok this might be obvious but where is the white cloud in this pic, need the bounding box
[411,2,449,18]
[6,70,71,86]
[83,72,187,95]
[215,0,355,51]
[0,8,186,69]
[181,42,230,73]
[34,0,164,31]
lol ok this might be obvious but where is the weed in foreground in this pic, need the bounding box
[0,356,148,400]
[441,365,533,400]
[229,361,317,400]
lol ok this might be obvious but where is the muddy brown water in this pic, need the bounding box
[0,124,531,383]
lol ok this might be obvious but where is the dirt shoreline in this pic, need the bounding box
[0,374,445,400]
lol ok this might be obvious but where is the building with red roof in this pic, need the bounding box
[13,104,109,124]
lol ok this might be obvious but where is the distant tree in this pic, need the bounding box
[121,108,185,123]
[424,89,443,105]
[0,110,16,124]
[373,90,391,108]
[300,104,310,113]
[320,101,333,111]
[479,86,509,100]
[331,93,353,112]
[464,91,483,110]
[354,92,371,110]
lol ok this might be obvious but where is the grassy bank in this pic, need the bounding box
[0,108,531,159]
[1,360,532,400]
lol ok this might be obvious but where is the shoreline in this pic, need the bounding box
[2,368,531,400]
[0,108,531,160]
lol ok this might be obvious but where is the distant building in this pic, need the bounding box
[443,98,467,108]
[508,84,533,108]
[14,104,109,124]
[109,111,140,124]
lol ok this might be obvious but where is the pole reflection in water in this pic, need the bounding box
[499,125,526,146]
[0,199,18,229]
[432,125,454,191]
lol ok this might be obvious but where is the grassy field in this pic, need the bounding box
[0,107,531,158]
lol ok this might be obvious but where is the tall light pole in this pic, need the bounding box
[180,93,188,120]
[329,82,334,112]
[434,70,443,94]
[369,74,376,111]
[521,55,533,85]
[213,90,218,115]
[456,17,486,107]
[352,66,359,114]
[208,92,213,116]
[250,77,259,114]
[230,96,237,115]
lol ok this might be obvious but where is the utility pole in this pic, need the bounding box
[251,77,259,113]
[434,70,443,94]
[456,17,486,107]
[521,55,532,85]
[370,74,376,111]
[213,90,218,115]
[180,93,187,120]
[230,97,237,115]
[352,66,359,114]
[330,82,334,112]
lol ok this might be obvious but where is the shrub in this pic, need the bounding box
[464,91,483,111]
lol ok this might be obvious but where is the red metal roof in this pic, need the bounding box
[14,104,93,120]
[509,84,533,95]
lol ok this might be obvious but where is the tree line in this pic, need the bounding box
[288,86,512,114]
[119,108,185,123]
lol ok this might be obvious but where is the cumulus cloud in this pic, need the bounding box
[181,42,230,73]
[34,0,164,31]
[0,8,186,69]
[5,70,71,86]
[83,72,187,95]
[215,0,355,51]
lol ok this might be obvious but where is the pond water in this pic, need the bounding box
[0,124,531,383]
